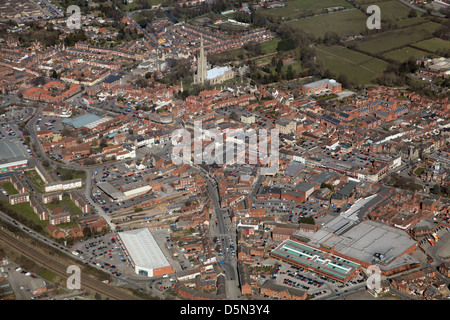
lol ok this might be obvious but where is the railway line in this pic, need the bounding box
[0,228,139,300]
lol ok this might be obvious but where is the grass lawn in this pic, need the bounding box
[286,9,368,38]
[38,269,58,282]
[415,167,425,175]
[316,45,388,84]
[7,202,48,228]
[1,182,18,195]
[354,22,443,54]
[56,167,86,182]
[261,0,353,20]
[26,169,45,194]
[413,37,450,54]
[260,38,281,55]
[383,46,430,62]
[209,47,247,64]
[123,0,163,11]
[45,195,83,216]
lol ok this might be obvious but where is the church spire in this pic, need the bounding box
[194,37,207,85]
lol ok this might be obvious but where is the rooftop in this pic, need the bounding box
[118,228,172,271]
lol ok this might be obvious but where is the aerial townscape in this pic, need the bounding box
[0,0,449,307]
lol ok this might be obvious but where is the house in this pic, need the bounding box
[259,280,307,300]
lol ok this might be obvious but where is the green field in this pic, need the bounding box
[7,202,48,227]
[45,195,83,216]
[123,0,163,11]
[316,45,388,84]
[353,22,443,54]
[56,167,86,182]
[26,169,45,194]
[413,38,450,54]
[286,9,368,38]
[394,16,426,28]
[260,38,281,55]
[1,182,18,195]
[261,0,353,20]
[209,38,280,64]
[360,0,421,20]
[383,46,430,62]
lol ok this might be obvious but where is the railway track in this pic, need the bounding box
[0,228,139,300]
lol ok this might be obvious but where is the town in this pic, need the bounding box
[0,0,449,304]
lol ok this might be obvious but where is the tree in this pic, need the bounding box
[83,227,92,237]
[337,74,350,89]
[276,58,283,73]
[408,9,417,18]
[277,39,295,51]
[99,139,108,149]
[51,69,58,79]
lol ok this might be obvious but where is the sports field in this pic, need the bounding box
[316,45,388,84]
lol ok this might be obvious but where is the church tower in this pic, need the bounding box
[194,37,207,85]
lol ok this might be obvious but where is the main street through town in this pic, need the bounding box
[193,163,242,299]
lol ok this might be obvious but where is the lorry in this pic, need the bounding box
[432,233,440,242]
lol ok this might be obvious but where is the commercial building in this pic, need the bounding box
[276,117,297,135]
[287,216,419,276]
[117,228,174,277]
[62,113,113,131]
[270,239,361,283]
[302,78,342,95]
[0,139,29,172]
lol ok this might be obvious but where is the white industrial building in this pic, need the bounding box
[117,228,174,277]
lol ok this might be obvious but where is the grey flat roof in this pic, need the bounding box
[63,113,101,129]
[0,139,28,161]
[292,219,417,270]
[327,220,417,267]
[285,162,306,176]
[118,228,171,271]
[97,181,125,200]
[303,78,341,88]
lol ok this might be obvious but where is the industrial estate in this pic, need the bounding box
[0,0,449,305]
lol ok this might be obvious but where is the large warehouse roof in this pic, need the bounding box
[118,228,171,272]
[0,139,28,161]
[62,113,112,129]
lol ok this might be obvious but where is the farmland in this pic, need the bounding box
[383,46,431,63]
[285,9,368,38]
[260,0,354,20]
[351,21,443,54]
[413,38,450,54]
[316,45,388,85]
[359,0,422,20]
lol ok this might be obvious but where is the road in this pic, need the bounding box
[191,162,241,299]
